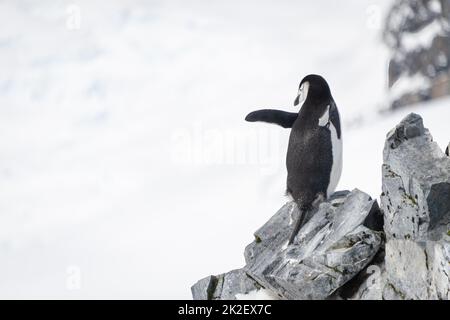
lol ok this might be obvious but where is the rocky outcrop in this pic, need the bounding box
[244,190,382,300]
[191,113,450,300]
[381,113,450,299]
[192,190,383,300]
[383,0,450,109]
[191,269,263,300]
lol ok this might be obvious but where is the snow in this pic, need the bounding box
[388,73,431,102]
[235,288,278,300]
[428,0,442,14]
[401,19,444,51]
[0,0,448,300]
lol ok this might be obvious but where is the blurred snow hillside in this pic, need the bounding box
[384,0,450,109]
[0,0,448,299]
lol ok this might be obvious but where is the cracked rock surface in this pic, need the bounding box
[191,113,449,300]
[381,113,450,299]
[191,269,263,300]
[244,190,382,300]
[192,190,383,300]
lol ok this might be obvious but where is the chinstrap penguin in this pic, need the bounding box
[245,74,342,245]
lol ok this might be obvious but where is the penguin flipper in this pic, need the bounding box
[245,109,297,128]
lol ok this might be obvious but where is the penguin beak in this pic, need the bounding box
[294,95,300,106]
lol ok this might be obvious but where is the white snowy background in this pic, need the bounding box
[0,0,448,298]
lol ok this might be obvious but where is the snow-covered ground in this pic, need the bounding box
[0,0,448,299]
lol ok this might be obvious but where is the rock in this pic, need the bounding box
[383,0,450,109]
[191,275,217,300]
[381,113,450,299]
[446,142,449,156]
[349,264,386,300]
[192,113,449,300]
[382,113,450,240]
[191,269,275,300]
[383,239,450,299]
[244,189,382,300]
[192,190,383,300]
[354,266,386,300]
[243,201,299,269]
[336,249,386,300]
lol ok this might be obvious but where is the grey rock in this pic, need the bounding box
[381,113,450,299]
[191,275,217,300]
[384,113,425,150]
[384,240,430,299]
[245,189,382,300]
[382,282,407,300]
[335,249,386,300]
[191,269,266,300]
[384,239,450,299]
[244,201,299,268]
[428,238,450,299]
[382,113,450,241]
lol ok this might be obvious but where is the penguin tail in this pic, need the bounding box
[287,195,325,245]
[287,206,308,245]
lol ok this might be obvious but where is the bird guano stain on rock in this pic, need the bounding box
[191,113,450,300]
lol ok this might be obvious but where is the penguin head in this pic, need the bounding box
[294,74,332,106]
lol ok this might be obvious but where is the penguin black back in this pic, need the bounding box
[245,74,342,245]
[287,75,340,202]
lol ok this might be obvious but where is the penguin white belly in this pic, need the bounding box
[327,122,342,197]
